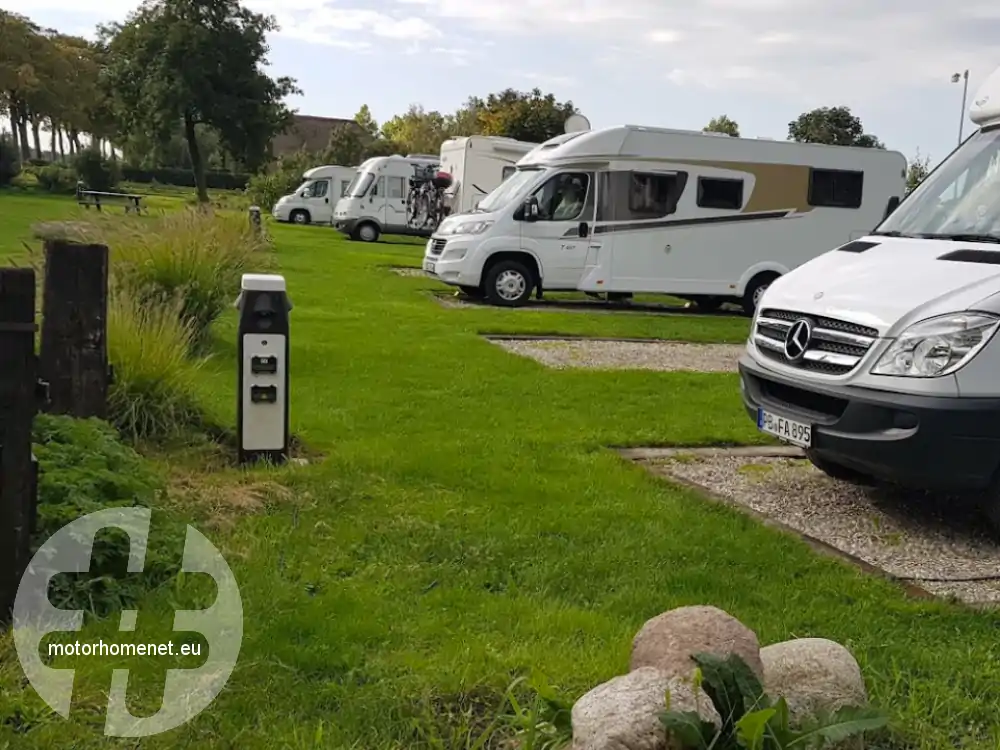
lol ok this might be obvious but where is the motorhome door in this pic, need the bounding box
[384,173,409,233]
[368,175,387,228]
[522,171,596,288]
[302,178,333,223]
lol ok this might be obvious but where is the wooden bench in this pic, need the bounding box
[76,189,145,214]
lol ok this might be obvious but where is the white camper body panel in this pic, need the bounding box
[439,136,535,216]
[423,125,907,312]
[271,164,357,225]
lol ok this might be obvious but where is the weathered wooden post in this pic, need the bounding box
[0,268,40,623]
[38,240,110,419]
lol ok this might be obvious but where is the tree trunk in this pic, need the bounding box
[70,128,81,153]
[184,114,208,203]
[13,102,30,162]
[7,98,20,157]
[30,116,42,161]
[49,123,56,161]
[57,128,65,161]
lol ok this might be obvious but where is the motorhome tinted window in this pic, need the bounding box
[340,180,351,197]
[349,172,374,197]
[876,127,1000,237]
[808,169,864,208]
[697,178,743,210]
[304,180,328,198]
[627,172,684,218]
[372,176,385,197]
[532,172,591,221]
[502,166,516,181]
[388,177,406,199]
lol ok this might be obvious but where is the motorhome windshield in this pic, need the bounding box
[475,168,542,212]
[876,127,1000,240]
[347,172,375,198]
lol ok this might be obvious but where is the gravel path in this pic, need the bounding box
[390,267,426,277]
[644,452,1000,605]
[490,338,744,372]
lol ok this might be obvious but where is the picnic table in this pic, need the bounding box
[76,185,146,214]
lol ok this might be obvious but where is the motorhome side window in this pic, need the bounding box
[697,178,744,210]
[340,180,350,197]
[388,177,406,199]
[532,172,591,222]
[371,176,385,197]
[311,180,328,198]
[808,168,864,208]
[502,166,516,181]
[597,171,687,221]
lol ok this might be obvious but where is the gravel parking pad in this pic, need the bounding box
[635,449,1000,606]
[489,338,744,372]
[390,267,426,277]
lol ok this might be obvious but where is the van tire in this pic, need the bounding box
[290,210,310,225]
[805,449,876,485]
[352,222,380,243]
[484,259,534,307]
[742,273,779,317]
[692,295,723,312]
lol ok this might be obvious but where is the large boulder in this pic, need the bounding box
[629,605,764,680]
[572,666,720,750]
[761,638,869,749]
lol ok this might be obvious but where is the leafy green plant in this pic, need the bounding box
[0,133,21,186]
[107,285,210,441]
[659,653,888,749]
[31,414,181,614]
[499,674,573,750]
[34,164,77,194]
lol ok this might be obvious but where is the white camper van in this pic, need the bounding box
[271,165,357,225]
[739,64,1000,524]
[333,154,443,242]
[438,136,536,216]
[421,125,906,314]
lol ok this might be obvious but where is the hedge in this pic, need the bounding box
[120,166,251,190]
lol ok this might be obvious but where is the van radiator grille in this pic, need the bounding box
[754,309,879,375]
[429,238,447,255]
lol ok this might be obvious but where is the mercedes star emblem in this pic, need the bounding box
[783,319,812,362]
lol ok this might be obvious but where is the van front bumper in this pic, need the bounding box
[333,218,356,235]
[739,353,1000,491]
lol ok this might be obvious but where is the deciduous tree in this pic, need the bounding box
[381,104,450,154]
[470,88,577,143]
[907,150,932,193]
[99,0,299,202]
[704,115,740,137]
[788,106,883,148]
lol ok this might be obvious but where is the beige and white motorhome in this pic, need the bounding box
[438,136,536,216]
[422,124,907,314]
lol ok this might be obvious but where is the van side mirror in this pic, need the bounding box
[521,196,539,223]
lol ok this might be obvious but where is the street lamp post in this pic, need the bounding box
[952,69,970,146]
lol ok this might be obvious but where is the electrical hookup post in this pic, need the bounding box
[235,274,292,466]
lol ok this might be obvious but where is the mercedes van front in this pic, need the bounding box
[739,64,1000,520]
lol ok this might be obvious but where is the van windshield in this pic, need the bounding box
[476,168,542,213]
[347,172,374,198]
[876,127,1000,240]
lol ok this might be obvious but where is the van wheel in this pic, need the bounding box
[805,449,876,485]
[692,295,723,312]
[290,210,310,225]
[742,274,779,317]
[484,260,534,307]
[352,222,380,243]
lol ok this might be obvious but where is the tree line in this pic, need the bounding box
[2,0,932,202]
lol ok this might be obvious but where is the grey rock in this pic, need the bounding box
[572,667,720,750]
[630,605,764,680]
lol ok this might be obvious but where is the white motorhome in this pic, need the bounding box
[421,125,906,314]
[438,136,536,216]
[271,165,357,225]
[332,154,442,242]
[738,64,1000,526]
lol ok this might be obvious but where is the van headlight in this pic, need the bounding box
[871,312,1000,377]
[444,220,493,235]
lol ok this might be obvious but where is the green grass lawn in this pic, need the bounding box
[3,190,1000,749]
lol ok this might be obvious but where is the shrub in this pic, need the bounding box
[0,134,21,186]
[31,413,182,614]
[74,147,120,192]
[107,207,272,348]
[246,168,302,212]
[107,287,209,442]
[35,164,77,194]
[121,165,250,190]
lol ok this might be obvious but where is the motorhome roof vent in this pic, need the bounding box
[937,248,1000,264]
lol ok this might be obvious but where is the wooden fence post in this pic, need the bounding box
[39,240,110,419]
[0,268,39,623]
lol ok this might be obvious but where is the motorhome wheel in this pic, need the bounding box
[353,222,380,243]
[484,260,533,307]
[804,449,876,485]
[742,273,779,317]
[691,295,723,312]
[290,209,310,225]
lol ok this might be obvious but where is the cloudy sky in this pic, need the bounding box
[5,0,999,166]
